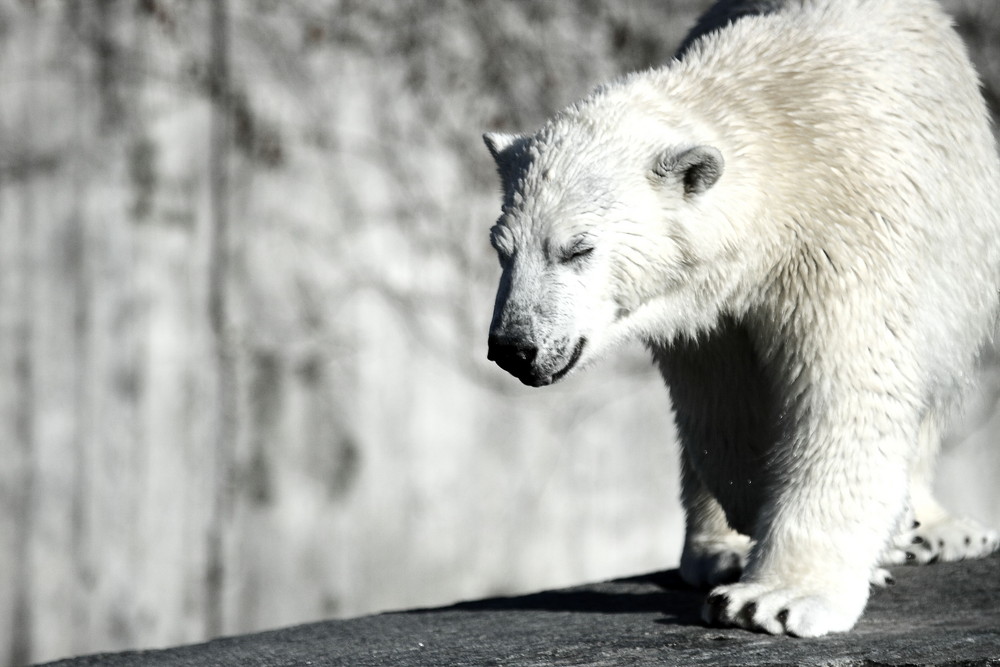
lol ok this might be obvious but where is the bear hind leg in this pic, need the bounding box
[678,450,752,587]
[883,414,1000,565]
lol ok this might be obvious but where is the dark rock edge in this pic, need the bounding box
[38,553,1000,667]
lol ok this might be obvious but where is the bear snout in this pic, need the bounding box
[487,335,586,387]
[487,335,540,385]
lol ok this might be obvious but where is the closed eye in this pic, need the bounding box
[559,241,594,265]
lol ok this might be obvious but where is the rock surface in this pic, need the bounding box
[39,553,1000,667]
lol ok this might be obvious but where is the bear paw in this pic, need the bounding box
[680,533,751,588]
[702,581,865,637]
[869,566,896,588]
[884,515,1000,565]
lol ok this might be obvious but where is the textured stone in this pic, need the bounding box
[39,553,1000,666]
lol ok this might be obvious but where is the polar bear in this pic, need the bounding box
[482,0,1000,638]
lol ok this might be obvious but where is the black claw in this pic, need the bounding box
[984,536,990,545]
[777,608,790,629]
[706,594,729,623]
[912,535,924,545]
[965,536,971,546]
[716,565,742,585]
[912,520,921,529]
[885,575,896,586]
[739,601,758,626]
[938,539,945,550]
[927,554,940,565]
[905,551,916,562]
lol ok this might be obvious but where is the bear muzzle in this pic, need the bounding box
[487,335,586,387]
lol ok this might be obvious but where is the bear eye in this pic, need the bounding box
[559,240,594,265]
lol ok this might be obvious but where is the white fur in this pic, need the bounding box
[484,0,1000,637]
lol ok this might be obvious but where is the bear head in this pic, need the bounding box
[483,105,730,387]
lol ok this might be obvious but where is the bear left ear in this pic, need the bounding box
[483,132,523,163]
[653,145,724,196]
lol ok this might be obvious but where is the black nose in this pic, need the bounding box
[487,335,538,378]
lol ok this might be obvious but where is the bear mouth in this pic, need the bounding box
[549,337,586,384]
[509,337,587,387]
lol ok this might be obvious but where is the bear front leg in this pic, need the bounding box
[679,448,752,587]
[703,423,912,637]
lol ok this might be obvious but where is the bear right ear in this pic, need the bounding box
[483,132,522,162]
[653,145,724,196]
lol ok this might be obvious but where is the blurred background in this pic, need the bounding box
[1,1,998,664]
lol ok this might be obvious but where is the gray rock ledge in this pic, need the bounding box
[39,553,1000,667]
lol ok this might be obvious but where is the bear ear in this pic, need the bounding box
[483,132,522,162]
[652,145,724,196]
